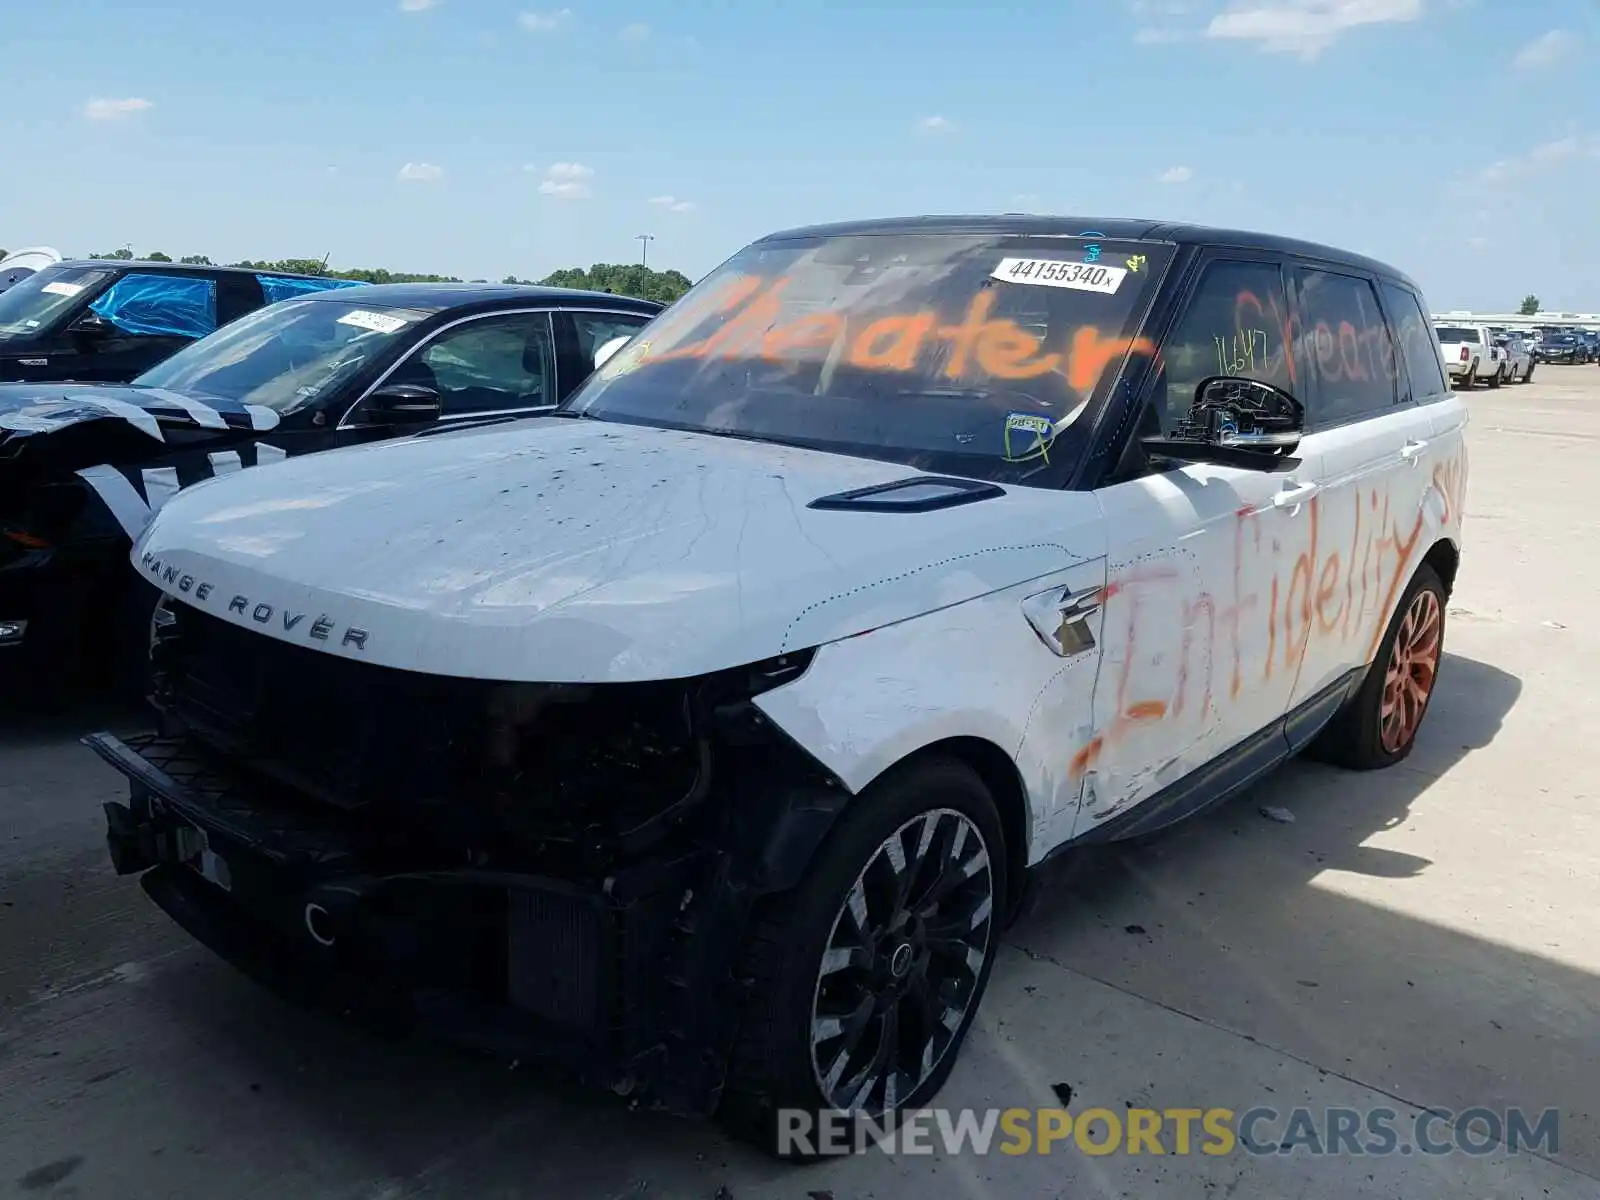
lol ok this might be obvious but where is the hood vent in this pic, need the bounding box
[807,474,1005,513]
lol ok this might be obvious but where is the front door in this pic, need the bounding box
[1077,255,1314,833]
[61,272,219,382]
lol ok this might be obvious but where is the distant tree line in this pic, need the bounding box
[73,248,693,303]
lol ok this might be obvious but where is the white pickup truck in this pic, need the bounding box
[1434,322,1503,388]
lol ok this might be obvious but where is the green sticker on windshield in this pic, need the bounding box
[1003,412,1055,462]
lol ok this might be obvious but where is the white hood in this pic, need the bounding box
[133,418,1103,682]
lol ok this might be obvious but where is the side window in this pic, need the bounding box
[88,273,218,338]
[389,312,555,415]
[1381,284,1449,401]
[1152,260,1294,434]
[1293,268,1400,427]
[569,311,651,367]
[256,274,366,304]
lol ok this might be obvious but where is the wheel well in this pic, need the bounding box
[899,736,1032,918]
[1423,538,1460,598]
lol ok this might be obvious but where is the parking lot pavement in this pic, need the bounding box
[2,366,1598,1199]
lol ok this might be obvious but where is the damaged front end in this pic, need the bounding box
[87,602,849,1113]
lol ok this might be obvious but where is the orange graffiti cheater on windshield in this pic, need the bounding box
[648,275,1154,392]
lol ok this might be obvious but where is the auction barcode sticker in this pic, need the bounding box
[991,257,1127,294]
[41,281,85,297]
[337,309,410,335]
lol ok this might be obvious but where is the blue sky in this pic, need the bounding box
[3,0,1597,310]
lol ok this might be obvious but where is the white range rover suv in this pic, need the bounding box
[87,216,1467,1153]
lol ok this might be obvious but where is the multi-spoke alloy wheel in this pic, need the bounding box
[1379,588,1442,754]
[808,808,995,1116]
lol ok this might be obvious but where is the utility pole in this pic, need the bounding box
[636,233,655,267]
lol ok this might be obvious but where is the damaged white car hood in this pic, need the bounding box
[133,417,1103,682]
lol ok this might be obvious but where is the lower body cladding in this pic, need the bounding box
[85,642,855,1120]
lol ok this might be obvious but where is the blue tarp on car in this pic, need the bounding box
[89,274,217,339]
[257,274,365,304]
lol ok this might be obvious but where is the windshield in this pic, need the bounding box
[564,232,1172,485]
[0,265,114,339]
[134,297,428,413]
[1435,326,1479,343]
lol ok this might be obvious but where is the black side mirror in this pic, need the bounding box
[67,311,112,339]
[1141,375,1304,472]
[364,383,442,425]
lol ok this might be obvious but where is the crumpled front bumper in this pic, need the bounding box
[86,713,851,1115]
[84,730,740,1109]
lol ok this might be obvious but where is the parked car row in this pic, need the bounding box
[1,278,662,685]
[7,217,1469,1155]
[1433,322,1527,388]
[1528,326,1599,365]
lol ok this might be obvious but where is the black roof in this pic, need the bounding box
[56,259,328,280]
[295,281,665,314]
[756,215,1422,293]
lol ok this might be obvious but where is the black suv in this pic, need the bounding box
[1,282,660,689]
[0,260,361,384]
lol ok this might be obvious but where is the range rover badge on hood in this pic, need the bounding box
[139,551,370,651]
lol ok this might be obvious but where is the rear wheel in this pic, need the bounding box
[1308,564,1445,770]
[1486,364,1503,388]
[1458,363,1477,390]
[720,757,1005,1156]
[1523,361,1535,382]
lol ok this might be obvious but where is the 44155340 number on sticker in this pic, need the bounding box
[991,257,1128,295]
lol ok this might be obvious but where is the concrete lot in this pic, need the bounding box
[2,367,1598,1199]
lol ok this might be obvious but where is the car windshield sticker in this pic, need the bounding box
[1126,254,1148,274]
[1003,411,1055,462]
[991,257,1128,295]
[41,281,85,297]
[337,309,410,335]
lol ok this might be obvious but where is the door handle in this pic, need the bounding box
[1272,480,1320,509]
[1399,439,1429,462]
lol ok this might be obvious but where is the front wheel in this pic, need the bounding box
[720,757,1006,1156]
[1308,563,1446,770]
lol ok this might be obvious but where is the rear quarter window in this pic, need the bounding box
[1383,285,1450,399]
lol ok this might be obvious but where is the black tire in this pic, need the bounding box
[1458,363,1476,390]
[1523,362,1535,382]
[1486,364,1502,388]
[719,756,1007,1158]
[1308,563,1446,771]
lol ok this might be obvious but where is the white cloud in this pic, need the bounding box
[1462,134,1598,194]
[537,161,594,199]
[397,161,445,182]
[1204,0,1423,60]
[518,8,571,32]
[620,22,650,40]
[1513,29,1574,70]
[1467,236,1490,249]
[1135,26,1189,42]
[648,194,695,212]
[1159,164,1194,183]
[399,0,437,11]
[84,97,152,121]
[915,115,955,135]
